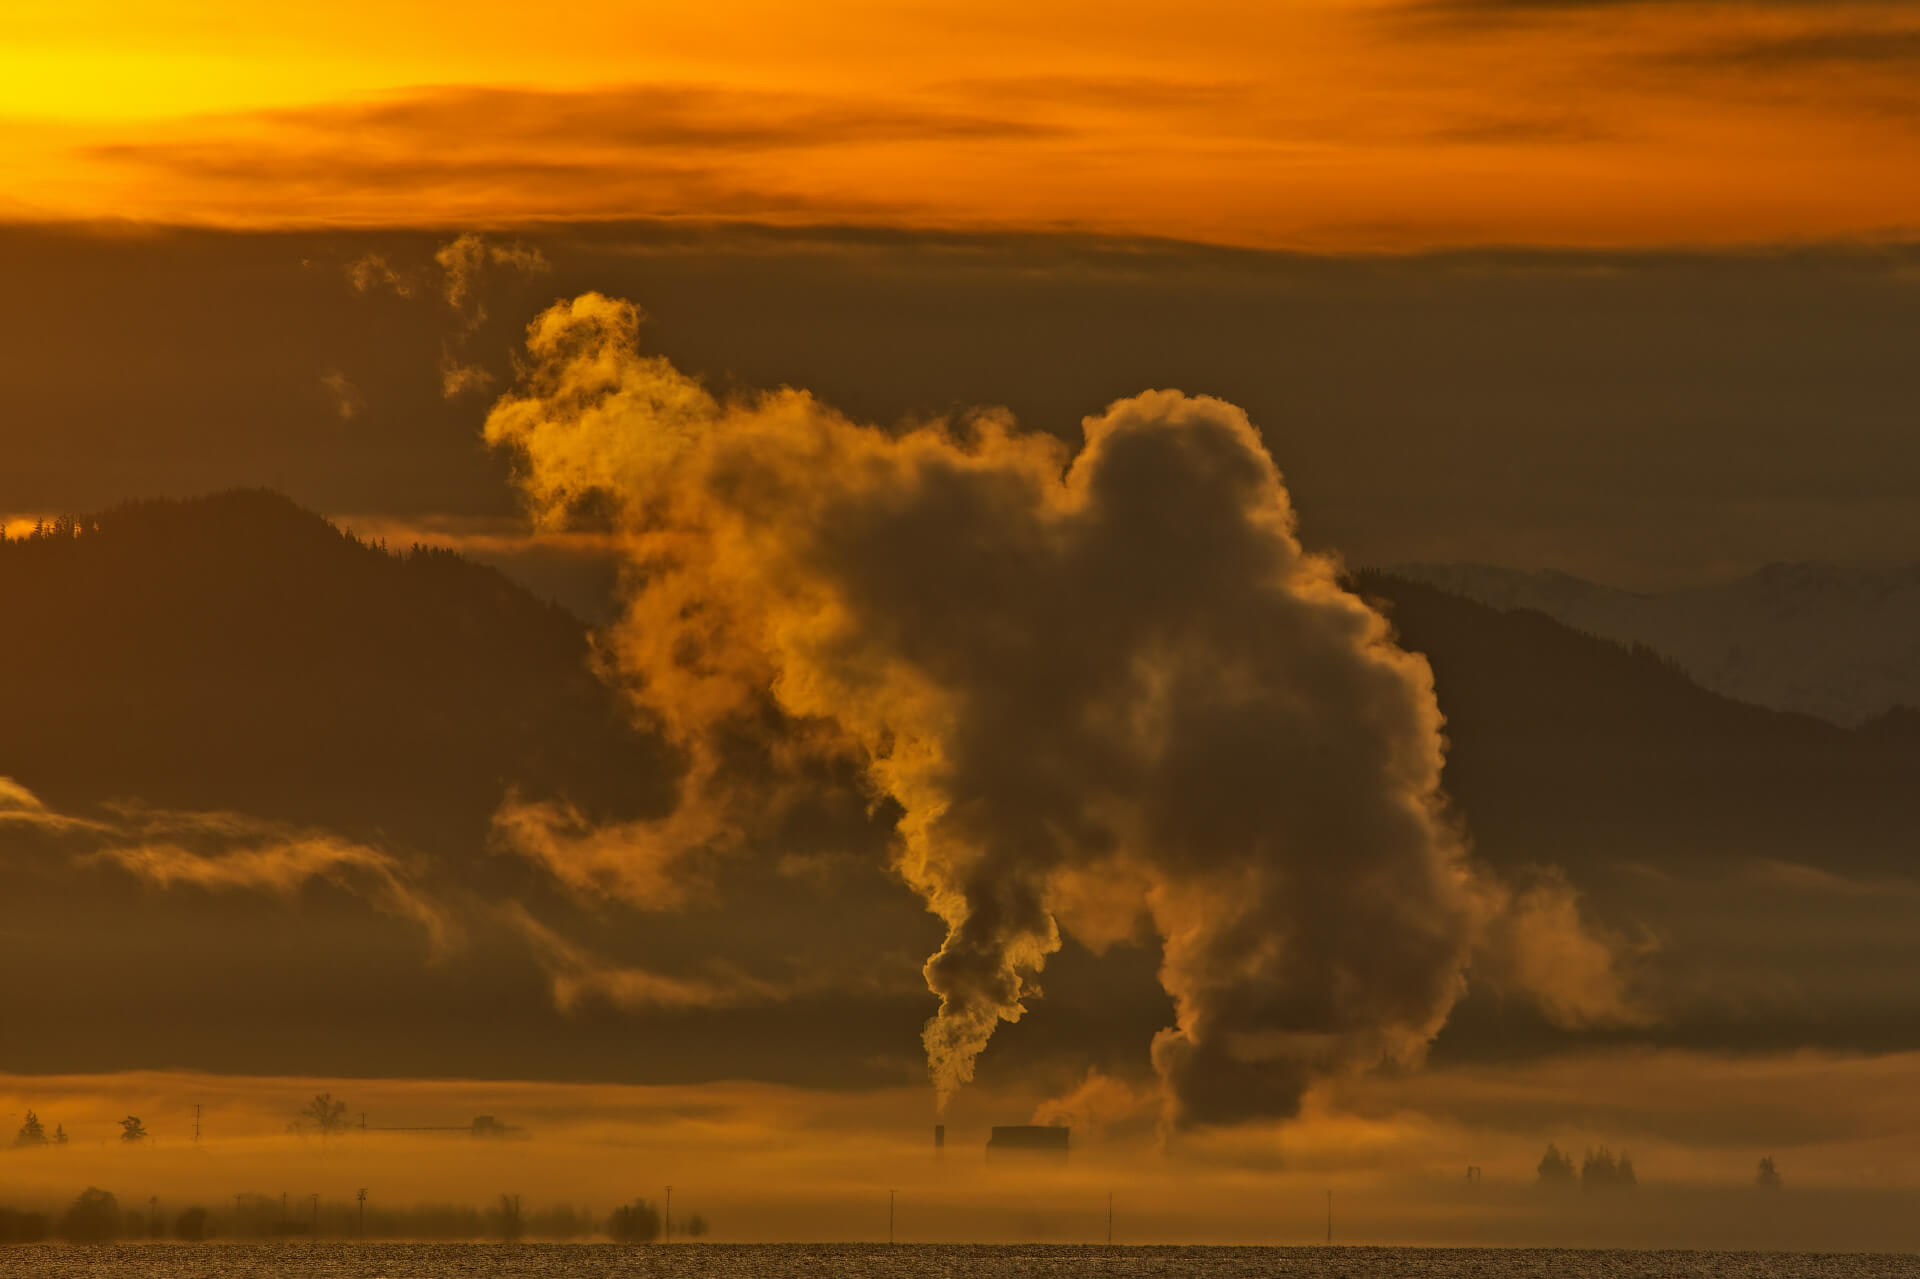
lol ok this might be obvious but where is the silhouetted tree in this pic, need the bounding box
[1757,1156,1782,1189]
[0,1208,49,1243]
[527,1203,592,1239]
[13,1110,47,1147]
[1537,1142,1575,1184]
[1582,1146,1636,1190]
[58,1187,120,1242]
[492,1194,523,1243]
[174,1205,211,1241]
[118,1116,147,1143]
[685,1213,709,1239]
[608,1198,662,1242]
[297,1093,351,1135]
[53,1124,68,1144]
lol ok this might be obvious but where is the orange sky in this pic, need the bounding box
[4,0,1918,248]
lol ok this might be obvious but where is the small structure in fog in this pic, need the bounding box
[987,1124,1069,1160]
[361,1114,522,1138]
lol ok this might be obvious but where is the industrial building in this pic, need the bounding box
[985,1124,1069,1160]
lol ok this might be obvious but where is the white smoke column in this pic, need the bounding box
[484,293,1605,1125]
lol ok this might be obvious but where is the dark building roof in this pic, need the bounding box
[987,1125,1069,1157]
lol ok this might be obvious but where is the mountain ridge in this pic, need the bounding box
[1388,558,1920,727]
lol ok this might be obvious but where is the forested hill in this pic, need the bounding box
[1,491,1917,1076]
[3,492,1913,879]
[1356,573,1920,879]
[0,490,676,855]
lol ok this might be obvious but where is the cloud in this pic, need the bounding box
[481,292,1633,1127]
[1413,0,1920,13]
[1031,1068,1156,1137]
[86,832,460,957]
[2,777,458,955]
[439,354,495,398]
[490,795,723,912]
[320,369,363,420]
[0,776,109,834]
[1476,869,1653,1029]
[434,231,549,324]
[346,252,413,298]
[431,231,549,398]
[497,902,783,1012]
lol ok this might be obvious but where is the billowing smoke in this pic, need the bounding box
[484,293,1636,1127]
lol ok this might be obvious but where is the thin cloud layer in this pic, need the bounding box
[14,3,1920,250]
[0,776,764,1014]
[482,292,1639,1127]
[7,787,467,956]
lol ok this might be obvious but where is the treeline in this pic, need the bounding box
[0,514,100,546]
[12,1109,152,1147]
[1536,1142,1637,1190]
[0,1187,712,1243]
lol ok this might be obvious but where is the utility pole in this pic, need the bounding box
[1325,1189,1332,1245]
[193,1104,200,1145]
[664,1186,672,1242]
[1107,1192,1113,1246]
[357,1189,367,1240]
[311,1193,319,1237]
[889,1189,895,1245]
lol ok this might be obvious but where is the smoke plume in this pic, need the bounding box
[484,293,1634,1126]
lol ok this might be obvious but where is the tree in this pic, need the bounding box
[493,1194,523,1244]
[58,1188,120,1242]
[1537,1142,1575,1184]
[1757,1156,1782,1189]
[54,1124,68,1144]
[297,1093,351,1136]
[13,1110,47,1147]
[1582,1146,1636,1190]
[174,1206,211,1241]
[119,1115,148,1143]
[0,1208,49,1243]
[685,1213,709,1239]
[608,1198,662,1242]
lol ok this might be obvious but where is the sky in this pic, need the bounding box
[4,0,1920,248]
[3,0,1919,1249]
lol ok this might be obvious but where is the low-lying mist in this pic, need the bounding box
[6,1062,1920,1251]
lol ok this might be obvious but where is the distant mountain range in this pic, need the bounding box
[1,492,1916,1081]
[1388,560,1920,727]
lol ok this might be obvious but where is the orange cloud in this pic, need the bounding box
[3,1,1917,248]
